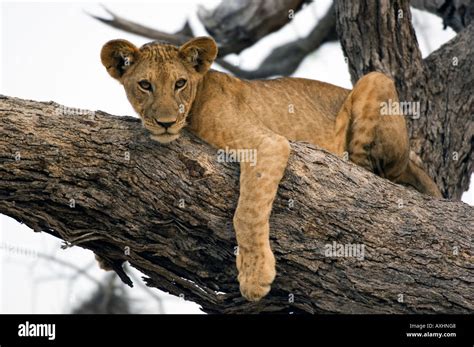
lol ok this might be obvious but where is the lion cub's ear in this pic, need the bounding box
[101,39,139,80]
[179,37,218,74]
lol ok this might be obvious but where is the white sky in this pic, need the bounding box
[0,0,471,314]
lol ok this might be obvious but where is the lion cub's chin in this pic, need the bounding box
[150,133,180,144]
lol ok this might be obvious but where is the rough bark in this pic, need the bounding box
[335,0,473,200]
[1,96,473,314]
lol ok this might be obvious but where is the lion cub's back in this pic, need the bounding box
[244,76,350,147]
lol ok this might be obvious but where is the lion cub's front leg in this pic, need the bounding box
[233,135,290,301]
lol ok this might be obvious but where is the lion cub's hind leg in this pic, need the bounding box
[395,152,443,197]
[343,72,410,181]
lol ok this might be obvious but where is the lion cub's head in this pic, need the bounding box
[101,37,217,143]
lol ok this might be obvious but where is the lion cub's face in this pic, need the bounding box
[101,37,218,143]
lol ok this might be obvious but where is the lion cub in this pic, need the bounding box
[101,36,441,301]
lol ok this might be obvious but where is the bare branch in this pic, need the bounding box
[411,0,474,32]
[218,3,336,79]
[89,6,190,46]
[72,273,131,314]
[34,252,102,286]
[197,0,308,55]
[90,3,337,79]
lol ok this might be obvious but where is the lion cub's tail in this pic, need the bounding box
[396,151,442,198]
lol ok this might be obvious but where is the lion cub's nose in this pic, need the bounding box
[156,121,176,129]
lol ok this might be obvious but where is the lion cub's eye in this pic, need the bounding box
[175,79,187,89]
[138,80,152,91]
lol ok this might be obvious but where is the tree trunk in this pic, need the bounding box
[335,0,473,200]
[1,95,472,313]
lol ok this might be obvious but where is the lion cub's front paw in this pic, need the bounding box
[236,247,276,301]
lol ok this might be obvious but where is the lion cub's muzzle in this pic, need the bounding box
[146,118,183,144]
[155,120,176,129]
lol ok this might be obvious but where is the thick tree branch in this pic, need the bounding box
[335,0,473,199]
[1,96,472,313]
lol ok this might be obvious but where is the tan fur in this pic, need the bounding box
[101,37,442,301]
